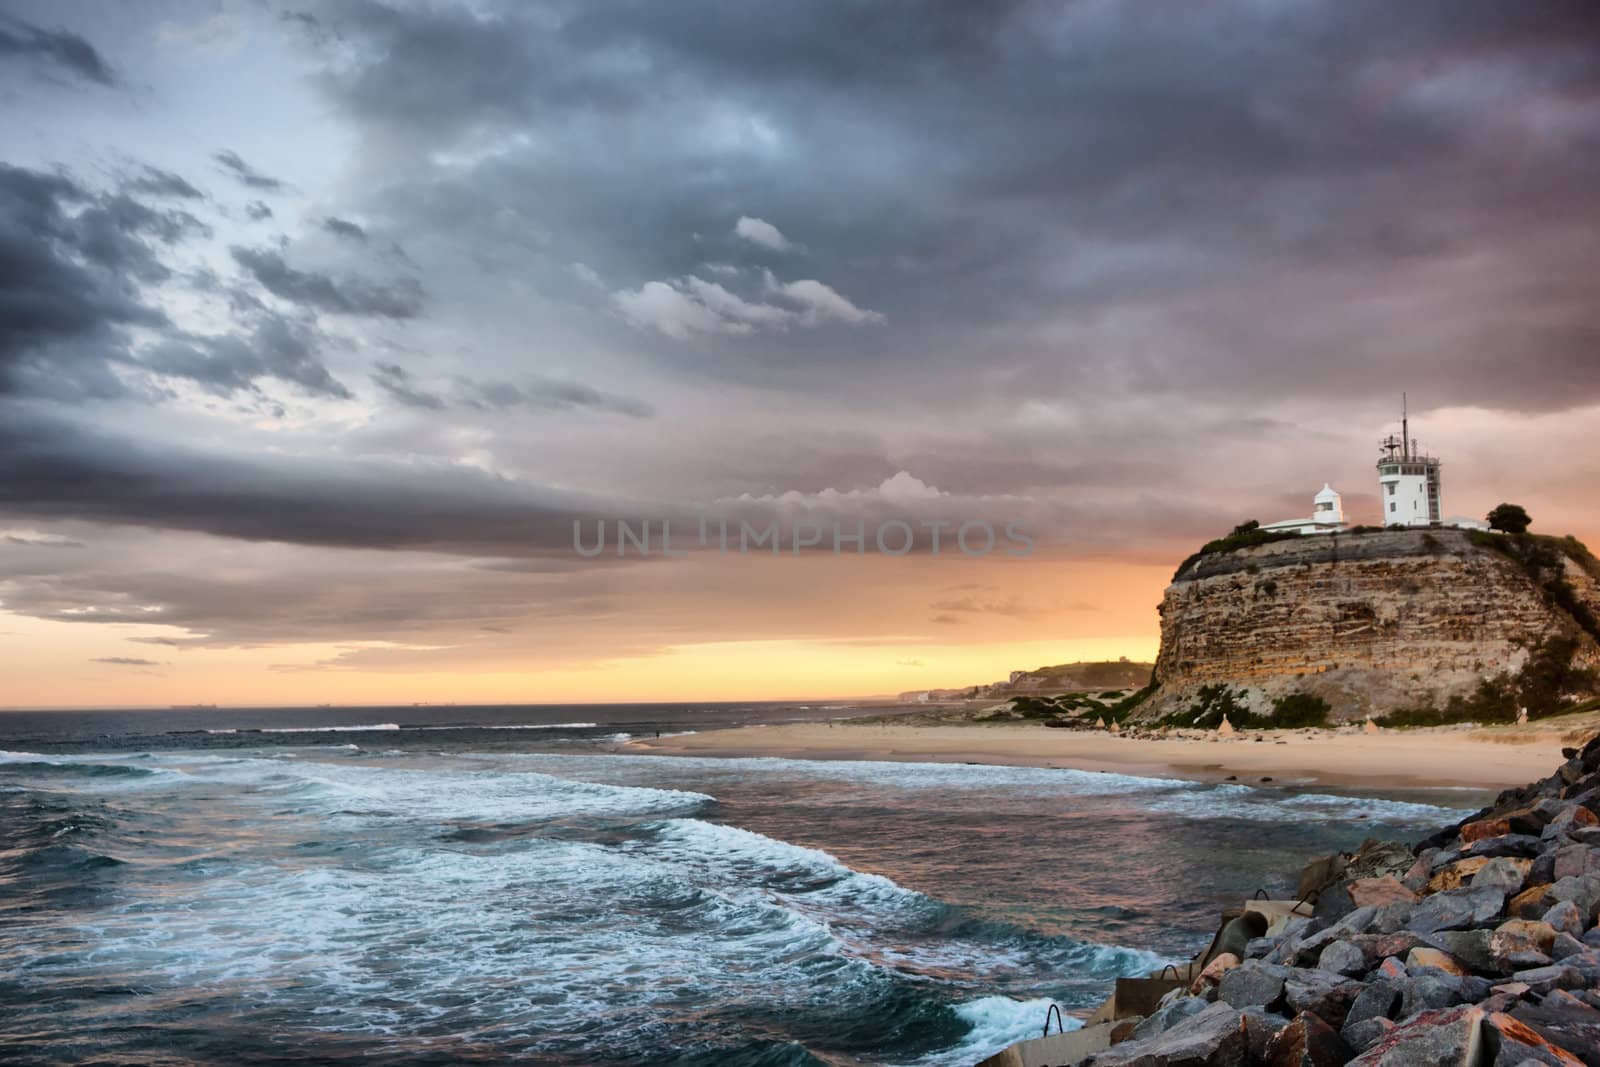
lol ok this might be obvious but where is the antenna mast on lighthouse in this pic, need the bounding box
[1402,392,1409,461]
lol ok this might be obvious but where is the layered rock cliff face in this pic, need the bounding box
[1147,529,1600,722]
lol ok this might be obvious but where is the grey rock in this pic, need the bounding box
[1318,940,1369,978]
[1245,935,1278,960]
[1410,887,1508,934]
[1371,902,1415,935]
[1264,1010,1352,1067]
[1344,981,1402,1029]
[1347,1005,1487,1066]
[1547,874,1600,917]
[1542,900,1584,938]
[1129,993,1210,1042]
[1086,1001,1246,1067]
[1482,1008,1583,1067]
[1341,1016,1396,1054]
[1510,995,1600,1066]
[1293,909,1376,965]
[1475,857,1530,894]
[1529,851,1558,887]
[1218,960,1289,1010]
[1499,950,1554,971]
[1284,969,1363,1029]
[1396,974,1470,1017]
[1551,933,1586,961]
[1566,948,1600,984]
[1554,845,1600,882]
[1466,835,1547,860]
[1509,964,1585,994]
[1422,929,1498,973]
[1240,1005,1289,1062]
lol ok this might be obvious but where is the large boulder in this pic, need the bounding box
[1085,1002,1247,1067]
[1410,887,1509,935]
[1510,995,1600,1066]
[1283,969,1364,1029]
[1263,1011,1352,1067]
[1482,1011,1585,1067]
[1218,960,1290,1011]
[1347,1005,1485,1067]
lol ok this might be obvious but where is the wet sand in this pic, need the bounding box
[625,715,1600,791]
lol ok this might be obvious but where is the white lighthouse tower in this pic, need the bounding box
[1377,395,1441,527]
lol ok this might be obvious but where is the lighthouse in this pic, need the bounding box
[1377,396,1441,527]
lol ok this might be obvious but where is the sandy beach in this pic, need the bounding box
[625,713,1600,792]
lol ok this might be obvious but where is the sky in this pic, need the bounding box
[1,0,1598,708]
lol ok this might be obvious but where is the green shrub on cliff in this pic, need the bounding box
[1469,532,1600,646]
[1103,680,1158,723]
[1268,692,1331,728]
[1487,502,1532,534]
[1173,526,1304,580]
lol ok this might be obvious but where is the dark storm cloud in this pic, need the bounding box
[0,14,115,86]
[0,163,171,398]
[142,312,353,401]
[304,0,1600,415]
[212,150,287,192]
[125,165,204,201]
[230,246,424,319]
[0,162,354,404]
[0,407,629,556]
[321,216,368,242]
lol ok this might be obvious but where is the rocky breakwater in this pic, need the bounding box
[1147,528,1600,722]
[1056,735,1600,1067]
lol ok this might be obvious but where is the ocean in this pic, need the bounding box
[0,704,1475,1065]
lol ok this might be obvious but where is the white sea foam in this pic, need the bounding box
[179,757,716,824]
[916,996,1074,1066]
[410,721,601,730]
[258,723,401,733]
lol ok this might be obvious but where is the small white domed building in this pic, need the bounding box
[1262,483,1346,536]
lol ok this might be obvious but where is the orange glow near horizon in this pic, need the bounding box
[0,554,1169,709]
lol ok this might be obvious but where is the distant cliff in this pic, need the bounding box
[1145,528,1600,723]
[898,659,1153,703]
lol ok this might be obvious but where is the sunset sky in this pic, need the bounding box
[2,1,1598,708]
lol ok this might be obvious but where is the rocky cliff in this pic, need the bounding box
[1146,529,1600,723]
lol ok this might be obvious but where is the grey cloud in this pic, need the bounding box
[141,313,353,400]
[0,407,633,557]
[371,361,445,409]
[0,163,176,398]
[230,246,423,319]
[321,216,368,242]
[456,377,653,418]
[245,200,273,221]
[125,166,204,201]
[371,361,651,417]
[90,657,159,667]
[304,0,1600,414]
[0,14,115,86]
[213,150,287,192]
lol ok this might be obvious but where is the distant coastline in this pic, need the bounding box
[625,713,1599,793]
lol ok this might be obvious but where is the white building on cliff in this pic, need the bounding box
[1264,402,1488,535]
[1261,484,1346,536]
